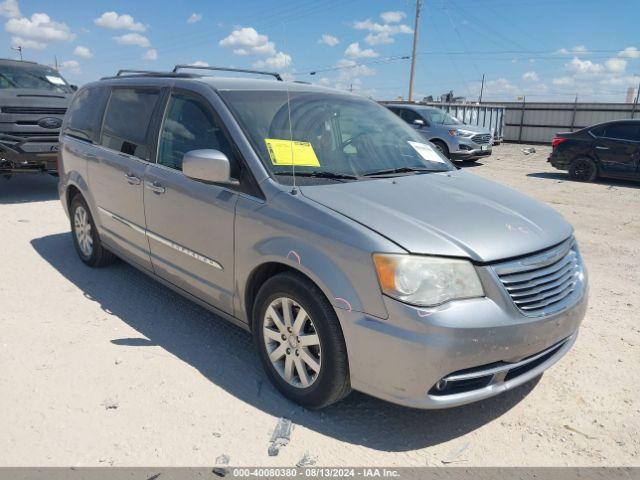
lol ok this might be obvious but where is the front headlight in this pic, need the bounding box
[448,129,474,137]
[373,254,484,307]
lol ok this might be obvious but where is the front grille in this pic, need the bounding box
[471,133,491,144]
[493,238,582,315]
[1,107,67,115]
[0,131,59,139]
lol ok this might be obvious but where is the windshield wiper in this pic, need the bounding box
[362,166,438,177]
[275,171,359,181]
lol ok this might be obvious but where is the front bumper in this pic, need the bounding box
[450,137,492,160]
[0,134,59,174]
[338,264,588,409]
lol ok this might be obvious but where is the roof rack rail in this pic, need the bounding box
[116,69,170,76]
[172,64,283,81]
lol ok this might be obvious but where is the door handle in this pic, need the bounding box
[145,181,166,194]
[124,173,141,185]
[595,146,609,150]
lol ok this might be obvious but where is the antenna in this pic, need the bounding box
[282,23,297,195]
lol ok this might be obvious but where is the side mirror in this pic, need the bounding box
[183,149,238,185]
[70,84,78,92]
[413,118,425,127]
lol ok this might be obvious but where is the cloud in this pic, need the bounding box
[353,16,412,45]
[11,36,46,50]
[522,71,539,82]
[94,11,146,31]
[253,51,292,69]
[59,59,80,74]
[605,57,627,73]
[73,45,92,58]
[556,45,587,55]
[191,60,209,67]
[566,57,604,75]
[187,13,202,24]
[5,13,75,44]
[114,33,150,48]
[345,42,378,58]
[380,11,406,23]
[219,27,276,56]
[142,48,157,60]
[0,0,20,18]
[336,59,375,77]
[618,46,640,59]
[552,76,575,87]
[318,34,339,46]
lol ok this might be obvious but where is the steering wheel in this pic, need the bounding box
[341,131,370,149]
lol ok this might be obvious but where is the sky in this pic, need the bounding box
[1,0,639,103]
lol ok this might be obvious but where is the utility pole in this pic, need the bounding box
[407,0,422,103]
[11,45,22,61]
[478,73,485,103]
[632,80,640,119]
[54,55,58,70]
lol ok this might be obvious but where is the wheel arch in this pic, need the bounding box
[241,247,367,328]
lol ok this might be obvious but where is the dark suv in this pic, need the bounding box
[0,59,74,178]
[549,119,640,182]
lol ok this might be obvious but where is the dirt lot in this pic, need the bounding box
[0,143,638,467]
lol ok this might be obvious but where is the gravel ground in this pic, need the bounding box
[0,142,638,467]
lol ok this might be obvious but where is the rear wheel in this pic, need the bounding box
[569,157,597,182]
[70,195,117,267]
[252,272,351,408]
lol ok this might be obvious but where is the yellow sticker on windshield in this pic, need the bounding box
[264,139,321,167]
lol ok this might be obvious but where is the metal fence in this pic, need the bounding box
[495,101,639,143]
[384,100,639,144]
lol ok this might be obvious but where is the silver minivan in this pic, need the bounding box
[386,104,493,162]
[58,66,588,409]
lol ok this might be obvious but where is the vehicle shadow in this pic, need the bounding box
[455,160,484,168]
[527,172,640,189]
[31,232,539,452]
[0,174,59,204]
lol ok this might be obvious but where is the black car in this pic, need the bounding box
[0,58,75,178]
[548,119,640,182]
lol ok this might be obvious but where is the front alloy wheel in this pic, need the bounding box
[252,272,351,408]
[263,297,322,388]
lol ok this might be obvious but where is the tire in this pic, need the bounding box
[431,140,450,159]
[569,157,597,182]
[252,272,351,408]
[69,194,117,267]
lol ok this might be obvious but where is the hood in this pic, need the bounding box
[300,170,572,262]
[0,89,71,107]
[450,123,490,134]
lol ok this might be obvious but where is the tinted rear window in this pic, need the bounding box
[101,88,161,160]
[604,123,639,142]
[63,87,108,142]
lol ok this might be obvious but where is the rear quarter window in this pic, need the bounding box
[63,87,108,142]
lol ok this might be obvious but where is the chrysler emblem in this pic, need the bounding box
[37,117,63,129]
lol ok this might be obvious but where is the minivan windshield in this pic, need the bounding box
[421,108,462,126]
[220,90,454,183]
[0,64,73,93]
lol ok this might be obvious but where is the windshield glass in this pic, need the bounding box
[0,64,73,93]
[421,108,462,125]
[220,90,454,183]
